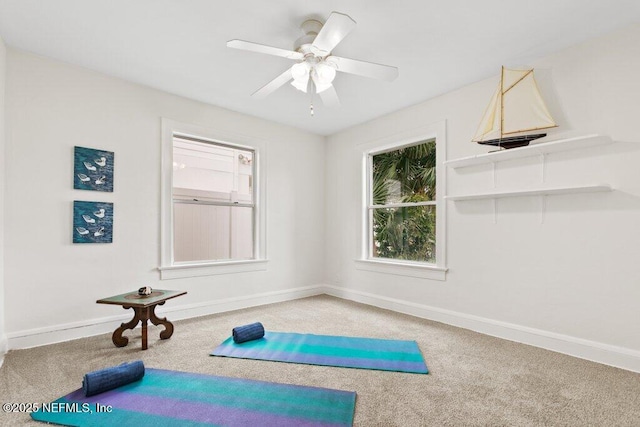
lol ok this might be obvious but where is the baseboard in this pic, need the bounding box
[157,285,323,321]
[0,334,7,368]
[324,285,640,373]
[6,285,324,350]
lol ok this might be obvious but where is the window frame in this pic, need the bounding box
[357,121,447,281]
[159,119,267,279]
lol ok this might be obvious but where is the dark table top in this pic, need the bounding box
[96,289,187,308]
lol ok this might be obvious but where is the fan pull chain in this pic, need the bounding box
[309,86,314,116]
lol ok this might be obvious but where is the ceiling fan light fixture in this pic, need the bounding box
[291,62,310,81]
[291,77,309,93]
[315,62,336,85]
[291,62,311,92]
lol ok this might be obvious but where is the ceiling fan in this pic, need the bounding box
[227,12,398,114]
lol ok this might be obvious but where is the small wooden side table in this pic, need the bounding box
[97,289,186,350]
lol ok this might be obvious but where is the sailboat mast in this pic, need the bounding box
[499,65,505,144]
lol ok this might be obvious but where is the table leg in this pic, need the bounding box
[111,302,174,350]
[139,307,150,350]
[112,306,140,347]
[149,301,174,340]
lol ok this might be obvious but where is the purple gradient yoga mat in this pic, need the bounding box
[31,368,356,426]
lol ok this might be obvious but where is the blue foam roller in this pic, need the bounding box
[82,360,145,397]
[232,322,265,343]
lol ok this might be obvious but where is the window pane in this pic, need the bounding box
[173,203,254,262]
[371,205,435,263]
[230,206,254,259]
[173,138,253,203]
[371,140,436,205]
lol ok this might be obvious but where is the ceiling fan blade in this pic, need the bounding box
[318,84,341,108]
[327,55,398,81]
[311,12,356,56]
[311,73,341,107]
[227,39,304,60]
[252,67,293,99]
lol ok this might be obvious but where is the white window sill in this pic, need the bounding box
[159,259,268,280]
[354,259,447,281]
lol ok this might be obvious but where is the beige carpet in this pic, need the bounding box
[1,295,639,426]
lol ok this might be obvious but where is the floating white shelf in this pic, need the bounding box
[445,184,612,201]
[445,134,612,169]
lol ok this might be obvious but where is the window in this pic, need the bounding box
[160,119,267,279]
[368,140,436,263]
[172,136,255,263]
[359,122,446,280]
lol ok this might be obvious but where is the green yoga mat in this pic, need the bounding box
[211,331,429,374]
[31,368,356,426]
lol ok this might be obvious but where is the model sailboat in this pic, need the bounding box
[473,67,557,149]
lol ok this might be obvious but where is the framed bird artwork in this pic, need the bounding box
[73,201,113,243]
[73,146,114,192]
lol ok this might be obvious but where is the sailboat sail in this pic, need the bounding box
[473,85,501,142]
[473,67,556,145]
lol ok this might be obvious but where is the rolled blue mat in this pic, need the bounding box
[82,360,145,397]
[232,322,265,343]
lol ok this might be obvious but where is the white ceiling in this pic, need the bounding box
[0,1,639,136]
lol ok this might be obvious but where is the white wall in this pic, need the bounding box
[0,35,7,364]
[4,23,640,372]
[325,24,640,371]
[4,49,325,347]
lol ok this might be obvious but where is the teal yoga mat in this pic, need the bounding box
[31,368,356,426]
[211,331,428,374]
